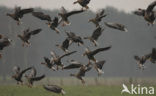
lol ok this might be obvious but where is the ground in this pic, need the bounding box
[0,85,155,96]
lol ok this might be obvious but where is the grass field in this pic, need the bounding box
[0,85,155,96]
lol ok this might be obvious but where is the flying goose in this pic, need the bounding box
[84,26,104,46]
[43,85,66,95]
[65,31,84,46]
[17,28,42,46]
[89,9,107,27]
[134,55,150,70]
[73,0,91,9]
[0,37,12,58]
[41,57,56,71]
[70,64,92,84]
[104,22,128,32]
[83,46,111,64]
[50,51,77,70]
[12,66,32,85]
[58,7,84,26]
[25,67,45,87]
[94,60,105,76]
[46,17,60,34]
[7,7,33,25]
[134,1,156,25]
[56,38,70,53]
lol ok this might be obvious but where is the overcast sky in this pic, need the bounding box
[0,0,154,12]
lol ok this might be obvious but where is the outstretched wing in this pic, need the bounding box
[66,9,84,17]
[31,74,45,81]
[91,46,112,56]
[62,38,70,49]
[19,67,32,78]
[146,1,156,12]
[19,8,34,15]
[133,10,145,16]
[91,27,103,40]
[59,51,77,59]
[32,12,51,21]
[30,28,42,35]
[63,64,82,69]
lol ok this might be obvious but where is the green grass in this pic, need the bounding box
[0,85,155,96]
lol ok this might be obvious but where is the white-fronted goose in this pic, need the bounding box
[46,17,60,34]
[43,85,66,95]
[41,57,56,71]
[84,26,104,46]
[25,67,45,87]
[7,7,33,25]
[83,46,111,64]
[134,1,156,25]
[50,51,77,70]
[73,0,91,9]
[89,9,107,27]
[12,66,32,85]
[56,38,70,53]
[17,28,42,46]
[58,7,84,26]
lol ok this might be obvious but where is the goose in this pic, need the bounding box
[7,7,33,25]
[25,67,45,87]
[134,1,156,25]
[12,66,32,85]
[58,7,84,26]
[43,84,66,95]
[17,28,42,47]
[65,31,84,46]
[70,64,92,84]
[41,57,56,71]
[84,26,104,46]
[94,60,105,76]
[0,37,12,58]
[56,38,70,53]
[89,9,107,27]
[32,11,51,22]
[104,22,128,32]
[134,55,150,70]
[46,17,60,34]
[50,51,77,70]
[83,46,111,64]
[73,0,91,9]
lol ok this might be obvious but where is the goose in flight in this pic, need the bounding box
[41,57,56,71]
[58,7,84,26]
[89,9,107,27]
[43,84,66,95]
[134,1,156,25]
[7,6,33,25]
[25,67,45,87]
[12,66,32,85]
[84,26,104,46]
[83,46,111,64]
[50,51,77,70]
[73,0,91,9]
[70,64,92,84]
[17,28,42,47]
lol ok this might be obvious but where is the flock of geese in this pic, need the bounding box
[0,0,156,95]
